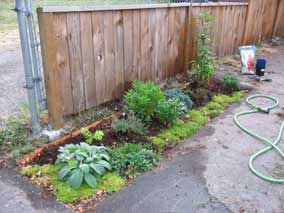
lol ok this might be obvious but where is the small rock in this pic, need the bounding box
[42,129,63,142]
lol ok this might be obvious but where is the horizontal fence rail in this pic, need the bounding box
[37,0,284,127]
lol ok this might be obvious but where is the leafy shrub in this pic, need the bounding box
[111,117,129,134]
[81,128,104,144]
[223,75,240,92]
[192,12,215,80]
[56,143,111,190]
[109,143,160,176]
[124,80,165,122]
[155,99,180,126]
[164,89,193,113]
[111,113,145,135]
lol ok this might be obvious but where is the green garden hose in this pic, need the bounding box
[234,94,284,183]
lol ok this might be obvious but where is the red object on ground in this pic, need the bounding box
[247,57,254,70]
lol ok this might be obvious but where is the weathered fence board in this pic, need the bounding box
[37,1,284,127]
[243,0,280,44]
[273,0,284,36]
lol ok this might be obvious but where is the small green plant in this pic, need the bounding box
[81,128,104,144]
[164,89,193,113]
[124,80,165,122]
[56,142,111,190]
[111,113,145,135]
[109,143,160,176]
[155,99,180,126]
[223,75,240,92]
[192,12,215,81]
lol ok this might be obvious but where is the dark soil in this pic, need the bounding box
[32,119,165,166]
[29,79,228,166]
[186,79,226,107]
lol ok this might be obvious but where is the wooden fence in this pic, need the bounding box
[37,1,284,127]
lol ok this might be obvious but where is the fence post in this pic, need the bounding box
[37,11,64,128]
[25,0,46,110]
[15,0,41,135]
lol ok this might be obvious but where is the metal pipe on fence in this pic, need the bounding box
[15,0,41,135]
[25,0,46,110]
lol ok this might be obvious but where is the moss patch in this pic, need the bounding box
[149,92,245,149]
[212,91,244,105]
[21,164,125,204]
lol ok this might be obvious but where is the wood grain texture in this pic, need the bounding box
[103,11,115,102]
[80,12,96,109]
[66,13,85,113]
[92,12,106,105]
[140,9,152,81]
[39,2,284,123]
[113,11,125,98]
[53,13,73,115]
[38,12,64,127]
[273,0,284,36]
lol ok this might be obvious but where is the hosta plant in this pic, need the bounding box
[56,142,111,190]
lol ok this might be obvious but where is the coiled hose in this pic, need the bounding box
[234,94,284,183]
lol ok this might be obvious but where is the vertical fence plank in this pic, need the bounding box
[80,12,96,109]
[92,12,106,105]
[167,7,176,77]
[133,10,141,82]
[123,10,134,88]
[38,12,64,127]
[176,7,187,74]
[184,5,192,70]
[140,9,151,81]
[53,13,73,115]
[113,11,125,98]
[156,8,168,81]
[66,13,85,113]
[104,11,116,102]
[148,9,156,81]
[273,0,284,36]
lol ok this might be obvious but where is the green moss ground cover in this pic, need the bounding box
[149,91,245,149]
[21,164,125,203]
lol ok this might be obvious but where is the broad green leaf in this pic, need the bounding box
[58,166,71,180]
[100,153,110,161]
[67,169,83,190]
[85,157,94,163]
[80,164,90,174]
[77,151,88,158]
[84,173,97,188]
[68,158,77,169]
[90,163,105,175]
[98,160,112,170]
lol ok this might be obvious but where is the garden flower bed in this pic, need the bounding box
[18,12,247,211]
[19,78,245,211]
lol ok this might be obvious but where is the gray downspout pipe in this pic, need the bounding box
[25,0,45,110]
[15,0,41,135]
